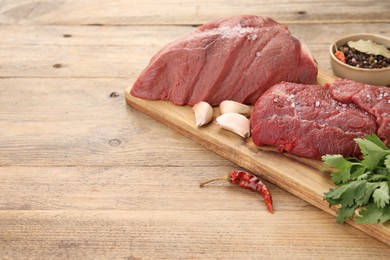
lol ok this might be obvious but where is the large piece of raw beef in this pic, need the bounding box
[250,79,389,159]
[130,15,318,106]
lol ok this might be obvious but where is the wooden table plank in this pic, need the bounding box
[0,0,389,25]
[0,210,389,259]
[0,78,231,167]
[0,23,389,78]
[1,23,388,47]
[0,166,297,211]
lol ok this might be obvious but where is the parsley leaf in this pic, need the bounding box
[354,134,390,169]
[322,134,390,224]
[355,204,390,224]
[384,155,390,170]
[322,154,356,184]
[336,205,358,223]
[324,180,366,207]
[363,133,389,150]
[372,182,390,208]
[350,165,367,180]
[359,182,382,206]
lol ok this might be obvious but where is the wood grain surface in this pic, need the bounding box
[1,0,390,258]
[0,0,389,25]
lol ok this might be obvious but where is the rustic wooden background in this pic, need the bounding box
[0,0,389,258]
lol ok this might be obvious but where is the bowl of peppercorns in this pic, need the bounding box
[329,34,390,86]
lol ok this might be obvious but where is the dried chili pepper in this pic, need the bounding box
[199,170,274,213]
[335,51,346,63]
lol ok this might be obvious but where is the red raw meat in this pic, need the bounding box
[130,15,318,106]
[329,79,390,145]
[250,80,384,159]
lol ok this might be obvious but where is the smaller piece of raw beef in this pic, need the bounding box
[250,80,380,159]
[329,79,390,145]
[130,15,318,106]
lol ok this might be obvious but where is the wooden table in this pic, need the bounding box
[1,0,389,258]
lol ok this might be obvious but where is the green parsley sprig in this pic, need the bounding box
[322,134,390,224]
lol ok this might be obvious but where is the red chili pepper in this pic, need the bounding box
[199,170,274,213]
[335,51,346,63]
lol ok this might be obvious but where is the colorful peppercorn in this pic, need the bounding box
[336,45,389,69]
[335,51,346,63]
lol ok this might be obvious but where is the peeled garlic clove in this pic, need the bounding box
[219,100,252,117]
[215,113,251,138]
[192,101,213,127]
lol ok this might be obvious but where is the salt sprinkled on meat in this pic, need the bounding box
[221,25,256,39]
[247,34,258,40]
[286,94,295,102]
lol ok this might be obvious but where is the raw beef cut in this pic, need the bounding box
[250,79,388,159]
[130,15,318,106]
[329,79,390,145]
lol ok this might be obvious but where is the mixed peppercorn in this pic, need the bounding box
[335,45,389,69]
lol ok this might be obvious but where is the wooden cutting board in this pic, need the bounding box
[125,70,390,246]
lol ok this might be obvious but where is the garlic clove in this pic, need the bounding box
[219,100,252,117]
[192,101,213,127]
[215,112,251,138]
